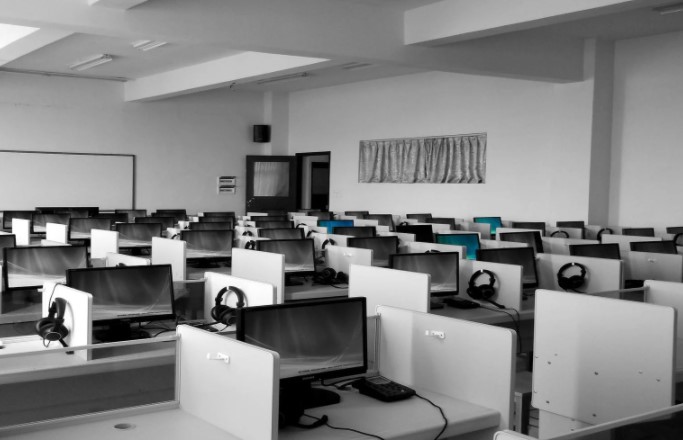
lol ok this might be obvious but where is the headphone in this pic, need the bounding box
[242,230,254,237]
[674,233,683,246]
[35,297,69,346]
[313,267,348,285]
[597,227,613,241]
[245,240,256,250]
[551,230,569,238]
[211,286,246,326]
[557,262,587,292]
[306,230,315,237]
[322,238,336,249]
[425,249,441,253]
[467,269,505,308]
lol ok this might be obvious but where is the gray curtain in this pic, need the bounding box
[358,134,486,183]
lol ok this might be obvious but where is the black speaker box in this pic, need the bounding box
[253,125,271,143]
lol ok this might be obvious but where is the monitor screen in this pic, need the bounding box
[198,216,235,227]
[115,223,161,246]
[37,207,99,217]
[568,243,621,260]
[309,211,333,220]
[498,231,544,254]
[188,221,233,231]
[253,220,293,229]
[258,228,305,240]
[477,247,539,288]
[95,213,129,223]
[332,226,376,238]
[666,226,683,235]
[622,227,655,237]
[344,211,368,218]
[32,213,70,233]
[557,221,585,229]
[317,219,353,232]
[0,234,16,264]
[115,209,148,222]
[396,224,434,243]
[435,233,480,260]
[2,211,34,230]
[426,218,457,229]
[154,210,187,222]
[136,216,175,229]
[202,211,235,218]
[365,214,395,231]
[3,245,88,290]
[69,218,113,240]
[347,236,399,267]
[406,213,432,222]
[256,239,316,276]
[180,229,234,260]
[630,240,678,254]
[389,252,460,296]
[511,222,546,235]
[473,217,503,235]
[253,215,289,222]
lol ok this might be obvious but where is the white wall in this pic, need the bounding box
[288,71,593,223]
[611,30,683,230]
[0,72,265,214]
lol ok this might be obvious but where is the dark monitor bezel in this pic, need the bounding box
[252,215,289,222]
[0,234,17,263]
[389,251,460,296]
[317,220,354,231]
[629,240,678,254]
[253,220,294,229]
[198,216,235,226]
[115,209,148,222]
[135,216,175,229]
[666,226,683,235]
[622,227,655,237]
[511,222,546,236]
[498,230,544,254]
[255,238,317,277]
[69,218,114,240]
[557,221,585,229]
[568,243,622,260]
[257,228,305,240]
[396,224,434,243]
[180,229,234,261]
[188,221,234,231]
[365,214,395,231]
[406,213,432,222]
[476,246,539,289]
[346,236,399,267]
[202,212,235,218]
[344,211,369,218]
[2,210,34,230]
[153,210,187,222]
[115,222,162,243]
[95,213,129,223]
[36,207,99,217]
[3,245,88,291]
[435,233,480,260]
[332,226,377,238]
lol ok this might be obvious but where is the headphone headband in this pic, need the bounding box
[469,269,496,287]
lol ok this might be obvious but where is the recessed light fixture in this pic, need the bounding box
[132,39,167,51]
[69,54,114,71]
[0,23,39,50]
[653,2,683,14]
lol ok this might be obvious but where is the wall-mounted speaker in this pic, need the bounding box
[253,125,271,143]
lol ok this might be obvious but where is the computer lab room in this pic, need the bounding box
[1,1,683,439]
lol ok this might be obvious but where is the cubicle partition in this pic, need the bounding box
[536,253,623,293]
[349,264,430,315]
[541,237,599,255]
[231,248,285,304]
[622,250,683,283]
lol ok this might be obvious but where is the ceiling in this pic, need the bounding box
[1,0,682,100]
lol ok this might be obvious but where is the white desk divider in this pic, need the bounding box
[404,241,466,258]
[232,248,285,304]
[177,325,278,440]
[234,225,259,237]
[458,259,524,311]
[602,233,662,252]
[377,231,416,245]
[234,235,268,250]
[584,224,606,240]
[537,253,623,293]
[398,217,418,224]
[376,305,516,431]
[309,232,349,251]
[42,281,93,361]
[90,229,119,260]
[40,239,70,247]
[11,218,30,246]
[152,237,187,282]
[353,219,379,227]
[105,252,151,267]
[481,239,527,249]
[644,280,683,339]
[291,215,318,224]
[246,212,268,217]
[203,272,276,327]
[541,237,599,255]
[349,264,430,315]
[623,250,683,283]
[325,245,372,275]
[45,222,68,244]
[533,289,675,437]
[546,226,584,239]
[428,222,453,233]
[461,221,492,240]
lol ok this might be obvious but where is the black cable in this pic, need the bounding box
[301,414,386,440]
[415,393,448,440]
[480,305,523,354]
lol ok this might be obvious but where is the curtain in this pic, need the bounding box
[358,134,486,183]
[253,161,290,196]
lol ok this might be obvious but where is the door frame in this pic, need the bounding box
[295,151,331,211]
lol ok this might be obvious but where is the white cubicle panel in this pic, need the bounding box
[458,259,524,311]
[601,234,662,252]
[349,264,430,316]
[90,229,119,260]
[376,305,516,431]
[481,239,527,249]
[203,272,276,327]
[309,232,349,251]
[11,218,30,246]
[40,239,70,247]
[231,248,285,304]
[404,241,466,258]
[546,226,584,239]
[645,280,683,339]
[325,245,372,275]
[151,237,187,282]
[41,282,93,361]
[177,325,278,440]
[533,290,675,437]
[353,219,379,227]
[45,223,68,244]
[104,252,151,267]
[623,251,683,283]
[245,212,268,217]
[233,235,269,250]
[541,237,599,255]
[460,221,492,240]
[536,253,623,293]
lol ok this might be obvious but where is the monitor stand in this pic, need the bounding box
[285,274,305,287]
[94,321,151,343]
[281,380,340,411]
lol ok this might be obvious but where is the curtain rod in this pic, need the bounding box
[361,132,486,142]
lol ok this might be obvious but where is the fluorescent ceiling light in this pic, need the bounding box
[256,72,309,85]
[132,39,168,51]
[0,23,39,50]
[69,54,114,71]
[653,2,683,14]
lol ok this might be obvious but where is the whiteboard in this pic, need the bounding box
[0,150,135,210]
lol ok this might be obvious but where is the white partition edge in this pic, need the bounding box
[90,229,119,260]
[42,282,93,361]
[644,279,683,339]
[11,218,30,246]
[105,252,151,267]
[232,248,285,304]
[151,237,187,282]
[325,245,372,275]
[203,272,276,328]
[623,251,683,283]
[45,223,68,244]
[349,264,430,316]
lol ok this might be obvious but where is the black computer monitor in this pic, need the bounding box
[630,240,678,254]
[666,227,683,235]
[154,210,187,222]
[66,265,176,342]
[347,236,399,267]
[365,214,395,231]
[2,211,34,230]
[198,216,235,228]
[237,297,367,410]
[344,211,368,218]
[557,221,585,229]
[318,220,353,232]
[498,231,544,254]
[136,216,175,229]
[389,252,460,298]
[115,209,148,222]
[0,234,16,264]
[309,211,333,221]
[69,218,114,240]
[473,217,503,235]
[253,220,294,229]
[31,213,71,233]
[622,227,655,237]
[258,228,305,240]
[256,239,316,284]
[115,223,162,247]
[37,207,99,217]
[332,226,376,238]
[477,247,539,289]
[203,211,235,218]
[435,233,480,260]
[3,245,88,291]
[180,230,234,263]
[511,222,546,236]
[406,213,432,222]
[95,213,129,223]
[188,221,233,231]
[426,218,457,230]
[568,243,621,260]
[252,215,289,222]
[396,224,434,243]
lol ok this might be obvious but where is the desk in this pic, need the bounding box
[285,278,348,301]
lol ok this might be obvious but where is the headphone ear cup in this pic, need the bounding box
[478,284,495,300]
[567,275,584,290]
[466,284,482,300]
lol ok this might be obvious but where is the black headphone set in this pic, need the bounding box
[557,262,588,292]
[242,230,254,237]
[551,230,569,238]
[597,227,613,241]
[245,240,256,250]
[35,297,69,347]
[210,286,246,326]
[425,249,441,253]
[467,269,505,309]
[313,267,348,285]
[322,238,336,249]
[675,233,683,246]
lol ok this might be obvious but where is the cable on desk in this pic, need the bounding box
[301,414,386,440]
[479,305,523,354]
[415,393,448,440]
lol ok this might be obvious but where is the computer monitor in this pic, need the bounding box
[203,211,235,218]
[188,221,233,231]
[154,209,187,222]
[115,209,148,222]
[347,236,399,267]
[568,243,621,260]
[256,239,316,284]
[198,216,235,227]
[396,224,434,243]
[69,218,114,240]
[31,213,70,233]
[180,229,234,263]
[66,265,176,342]
[115,223,162,247]
[3,245,88,291]
[630,240,678,254]
[236,297,367,410]
[666,226,683,235]
[622,227,655,237]
[0,234,16,264]
[406,213,432,222]
[365,214,395,231]
[344,211,368,218]
[332,226,376,238]
[473,217,503,235]
[253,215,289,222]
[309,211,333,220]
[426,218,457,230]
[389,252,460,298]
[2,210,34,230]
[135,216,175,229]
[37,207,99,217]
[95,213,129,223]
[253,220,294,229]
[511,222,546,236]
[317,219,353,232]
[477,247,539,289]
[557,221,585,229]
[498,230,544,254]
[258,228,305,240]
[435,233,480,260]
